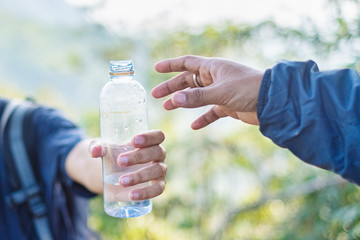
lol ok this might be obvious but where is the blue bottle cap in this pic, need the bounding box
[109,60,134,75]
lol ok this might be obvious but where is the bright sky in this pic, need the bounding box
[64,0,333,35]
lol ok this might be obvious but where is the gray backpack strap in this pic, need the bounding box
[1,101,53,240]
[0,100,19,137]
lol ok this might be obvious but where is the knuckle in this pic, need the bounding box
[152,163,162,176]
[133,150,143,163]
[180,75,189,89]
[150,129,165,144]
[159,131,165,142]
[204,109,218,124]
[140,190,149,200]
[183,55,196,70]
[199,64,207,74]
[180,56,189,71]
[133,171,143,184]
[165,82,173,94]
[160,162,168,174]
[157,180,166,194]
[155,145,166,161]
[203,113,212,125]
[183,55,194,62]
[156,183,165,194]
[160,145,166,161]
[193,89,203,102]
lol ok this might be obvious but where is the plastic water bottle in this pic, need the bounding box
[100,60,152,218]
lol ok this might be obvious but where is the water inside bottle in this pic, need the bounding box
[101,144,152,218]
[103,172,152,218]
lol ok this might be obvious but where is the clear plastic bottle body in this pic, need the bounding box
[100,60,152,218]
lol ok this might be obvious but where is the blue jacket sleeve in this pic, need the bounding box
[257,60,360,185]
[30,106,97,239]
[31,106,96,198]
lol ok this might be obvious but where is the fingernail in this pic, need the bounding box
[134,136,144,145]
[118,156,128,165]
[90,146,104,157]
[130,192,140,200]
[120,177,131,186]
[173,93,186,106]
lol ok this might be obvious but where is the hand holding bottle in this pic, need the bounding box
[90,130,166,200]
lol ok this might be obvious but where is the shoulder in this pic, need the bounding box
[26,103,86,145]
[31,104,79,130]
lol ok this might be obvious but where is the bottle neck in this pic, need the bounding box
[109,72,135,81]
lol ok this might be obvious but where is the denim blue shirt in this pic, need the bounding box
[258,60,360,185]
[0,99,97,240]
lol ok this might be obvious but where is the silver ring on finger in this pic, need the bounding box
[193,74,202,87]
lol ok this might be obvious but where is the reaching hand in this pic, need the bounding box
[152,55,264,129]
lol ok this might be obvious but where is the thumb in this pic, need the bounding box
[88,139,106,158]
[171,87,222,108]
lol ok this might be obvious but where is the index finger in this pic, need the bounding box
[154,55,206,73]
[131,130,165,148]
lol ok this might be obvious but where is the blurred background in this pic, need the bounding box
[1,0,360,239]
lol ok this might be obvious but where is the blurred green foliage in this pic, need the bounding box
[81,1,360,239]
[1,0,360,239]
